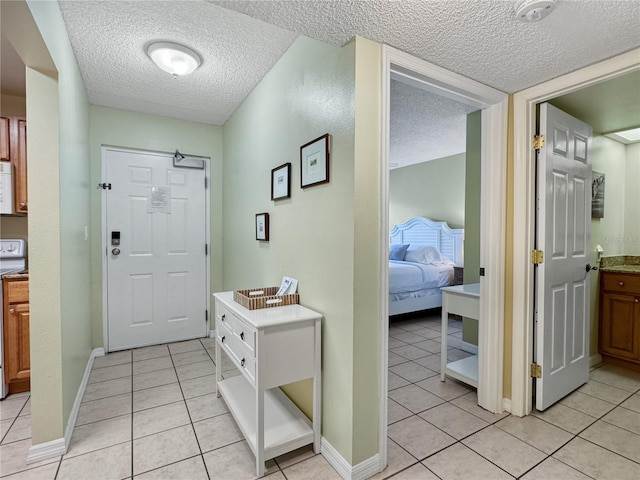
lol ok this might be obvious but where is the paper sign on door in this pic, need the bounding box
[147,186,172,214]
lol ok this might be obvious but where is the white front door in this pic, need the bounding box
[105,148,208,351]
[535,103,593,411]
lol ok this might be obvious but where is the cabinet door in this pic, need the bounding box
[0,117,9,161]
[601,292,640,361]
[14,118,27,213]
[4,303,30,382]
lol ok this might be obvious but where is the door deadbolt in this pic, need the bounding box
[112,248,121,256]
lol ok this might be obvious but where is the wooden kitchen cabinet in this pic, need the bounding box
[2,277,30,391]
[0,116,27,213]
[599,271,640,369]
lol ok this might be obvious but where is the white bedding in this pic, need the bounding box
[389,260,453,295]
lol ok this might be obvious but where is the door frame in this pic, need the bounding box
[380,45,508,469]
[511,49,640,417]
[100,146,212,353]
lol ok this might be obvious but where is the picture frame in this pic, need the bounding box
[300,133,330,188]
[592,171,605,218]
[271,162,291,201]
[255,212,269,241]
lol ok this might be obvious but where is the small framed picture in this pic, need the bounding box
[300,133,330,188]
[271,162,291,200]
[255,213,269,241]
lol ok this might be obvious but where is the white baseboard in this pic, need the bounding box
[321,437,381,480]
[590,354,603,369]
[64,347,104,451]
[209,329,216,339]
[26,437,66,464]
[28,347,104,463]
[460,341,478,354]
[502,397,512,413]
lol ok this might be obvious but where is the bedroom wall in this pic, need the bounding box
[222,34,381,466]
[388,153,466,230]
[462,110,481,346]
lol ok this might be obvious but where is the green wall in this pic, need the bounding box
[24,0,92,444]
[222,34,381,465]
[88,106,224,347]
[463,110,481,345]
[389,153,466,230]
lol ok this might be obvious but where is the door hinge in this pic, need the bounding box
[205,244,208,255]
[97,183,112,190]
[531,249,544,264]
[530,363,542,378]
[204,177,208,189]
[533,134,545,151]
[205,310,208,322]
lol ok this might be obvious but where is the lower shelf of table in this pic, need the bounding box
[445,354,478,388]
[217,375,314,460]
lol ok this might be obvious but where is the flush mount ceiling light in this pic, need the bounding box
[514,0,557,22]
[147,42,201,77]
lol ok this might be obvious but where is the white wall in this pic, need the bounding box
[624,142,640,255]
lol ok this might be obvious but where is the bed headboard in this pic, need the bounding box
[390,217,464,266]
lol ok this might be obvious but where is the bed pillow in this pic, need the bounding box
[404,245,442,265]
[389,243,410,261]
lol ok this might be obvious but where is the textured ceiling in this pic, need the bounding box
[57,1,297,125]
[390,79,478,169]
[211,0,640,94]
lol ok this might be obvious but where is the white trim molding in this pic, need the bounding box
[28,347,104,463]
[590,354,604,369]
[321,437,380,480]
[379,46,508,469]
[511,48,640,417]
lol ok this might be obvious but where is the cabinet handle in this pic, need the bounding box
[240,331,244,341]
[221,314,225,322]
[221,335,225,343]
[19,202,26,207]
[9,308,15,314]
[636,298,639,303]
[619,281,624,286]
[241,358,245,367]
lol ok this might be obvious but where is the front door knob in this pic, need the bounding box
[112,248,121,256]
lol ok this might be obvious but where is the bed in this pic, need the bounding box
[389,217,464,316]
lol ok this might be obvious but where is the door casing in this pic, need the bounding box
[100,146,212,353]
[380,45,508,472]
[511,49,640,417]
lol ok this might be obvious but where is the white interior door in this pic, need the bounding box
[535,103,592,411]
[105,148,207,351]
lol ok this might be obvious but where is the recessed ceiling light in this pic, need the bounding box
[147,42,201,77]
[514,0,557,23]
[604,127,640,145]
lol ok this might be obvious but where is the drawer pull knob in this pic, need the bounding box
[240,332,244,341]
[619,282,624,286]
[221,314,225,321]
[636,298,639,303]
[241,358,245,367]
[9,308,15,314]
[221,335,225,343]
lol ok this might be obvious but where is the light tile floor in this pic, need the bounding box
[1,312,640,479]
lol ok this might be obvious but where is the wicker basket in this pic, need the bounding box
[233,286,300,310]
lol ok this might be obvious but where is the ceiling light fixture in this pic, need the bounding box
[604,127,640,145]
[514,0,557,23]
[147,42,201,77]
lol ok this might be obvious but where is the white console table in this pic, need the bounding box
[213,292,322,477]
[440,283,480,388]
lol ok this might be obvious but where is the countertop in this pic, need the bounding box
[1,271,28,280]
[599,256,640,274]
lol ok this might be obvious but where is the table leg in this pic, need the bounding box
[441,294,448,382]
[215,339,222,398]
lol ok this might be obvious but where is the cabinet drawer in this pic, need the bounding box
[233,319,256,353]
[216,303,236,332]
[6,280,29,303]
[602,273,640,294]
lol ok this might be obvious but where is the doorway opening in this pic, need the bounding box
[379,46,508,470]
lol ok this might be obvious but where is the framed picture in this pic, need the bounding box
[271,162,291,200]
[255,213,269,241]
[592,171,605,218]
[300,133,330,188]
